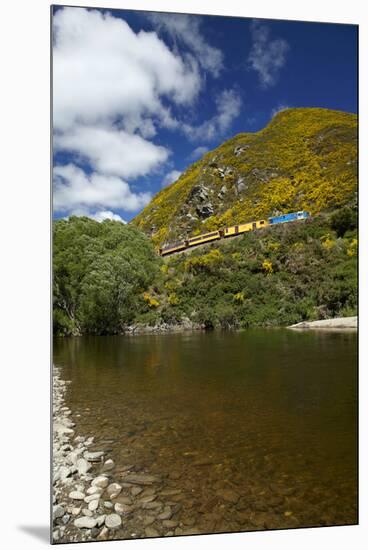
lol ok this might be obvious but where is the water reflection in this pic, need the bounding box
[54,329,357,533]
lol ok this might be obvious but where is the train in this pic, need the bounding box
[158,211,310,256]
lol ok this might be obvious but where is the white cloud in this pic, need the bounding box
[89,210,126,223]
[271,103,290,117]
[248,20,289,88]
[162,169,182,187]
[189,146,209,160]
[53,7,202,132]
[182,89,242,141]
[52,7,206,215]
[67,208,127,223]
[54,125,169,179]
[53,164,151,213]
[147,13,224,77]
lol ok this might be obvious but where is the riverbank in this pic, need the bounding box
[288,316,357,330]
[52,366,197,543]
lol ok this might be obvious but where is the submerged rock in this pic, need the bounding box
[145,526,160,537]
[106,482,122,498]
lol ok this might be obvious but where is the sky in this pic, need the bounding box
[52,5,358,223]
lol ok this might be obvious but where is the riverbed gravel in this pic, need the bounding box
[52,366,188,543]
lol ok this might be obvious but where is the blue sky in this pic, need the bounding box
[52,6,357,223]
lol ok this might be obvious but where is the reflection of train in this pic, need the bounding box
[159,211,310,256]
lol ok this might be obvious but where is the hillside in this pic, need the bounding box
[135,212,357,330]
[53,211,357,335]
[133,108,357,246]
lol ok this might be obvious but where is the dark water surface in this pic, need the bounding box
[54,329,357,535]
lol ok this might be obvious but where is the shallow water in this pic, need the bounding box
[53,329,357,535]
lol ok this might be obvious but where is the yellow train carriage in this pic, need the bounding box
[187,230,221,247]
[159,241,187,256]
[224,219,268,237]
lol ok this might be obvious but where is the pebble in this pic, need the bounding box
[131,487,143,497]
[76,458,91,475]
[158,507,173,520]
[106,483,122,499]
[114,503,133,514]
[91,476,109,489]
[216,489,240,504]
[58,466,72,480]
[53,505,65,521]
[88,498,100,512]
[104,501,113,509]
[123,474,159,486]
[69,490,85,500]
[62,514,70,524]
[162,519,178,528]
[115,496,132,505]
[87,485,102,495]
[82,509,93,517]
[84,451,104,462]
[105,514,122,529]
[102,459,115,471]
[97,527,109,540]
[74,517,97,529]
[139,495,157,504]
[145,527,159,537]
[96,515,106,527]
[143,516,155,526]
[84,493,101,503]
[143,501,162,510]
[72,507,81,516]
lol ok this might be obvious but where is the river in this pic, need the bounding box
[53,329,357,536]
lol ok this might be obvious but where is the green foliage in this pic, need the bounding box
[158,215,357,329]
[54,213,357,334]
[330,206,357,237]
[53,217,162,335]
[184,249,224,274]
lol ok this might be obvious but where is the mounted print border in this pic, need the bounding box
[51,3,358,544]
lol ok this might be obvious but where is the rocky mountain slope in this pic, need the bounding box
[133,108,357,246]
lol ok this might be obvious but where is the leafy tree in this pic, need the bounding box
[53,217,161,335]
[330,207,356,237]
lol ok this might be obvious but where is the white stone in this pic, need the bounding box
[74,517,97,529]
[76,458,91,475]
[84,493,101,503]
[96,515,106,527]
[105,514,122,529]
[91,476,109,489]
[84,451,104,462]
[69,491,85,500]
[102,459,115,471]
[88,498,99,512]
[87,486,102,495]
[58,466,71,480]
